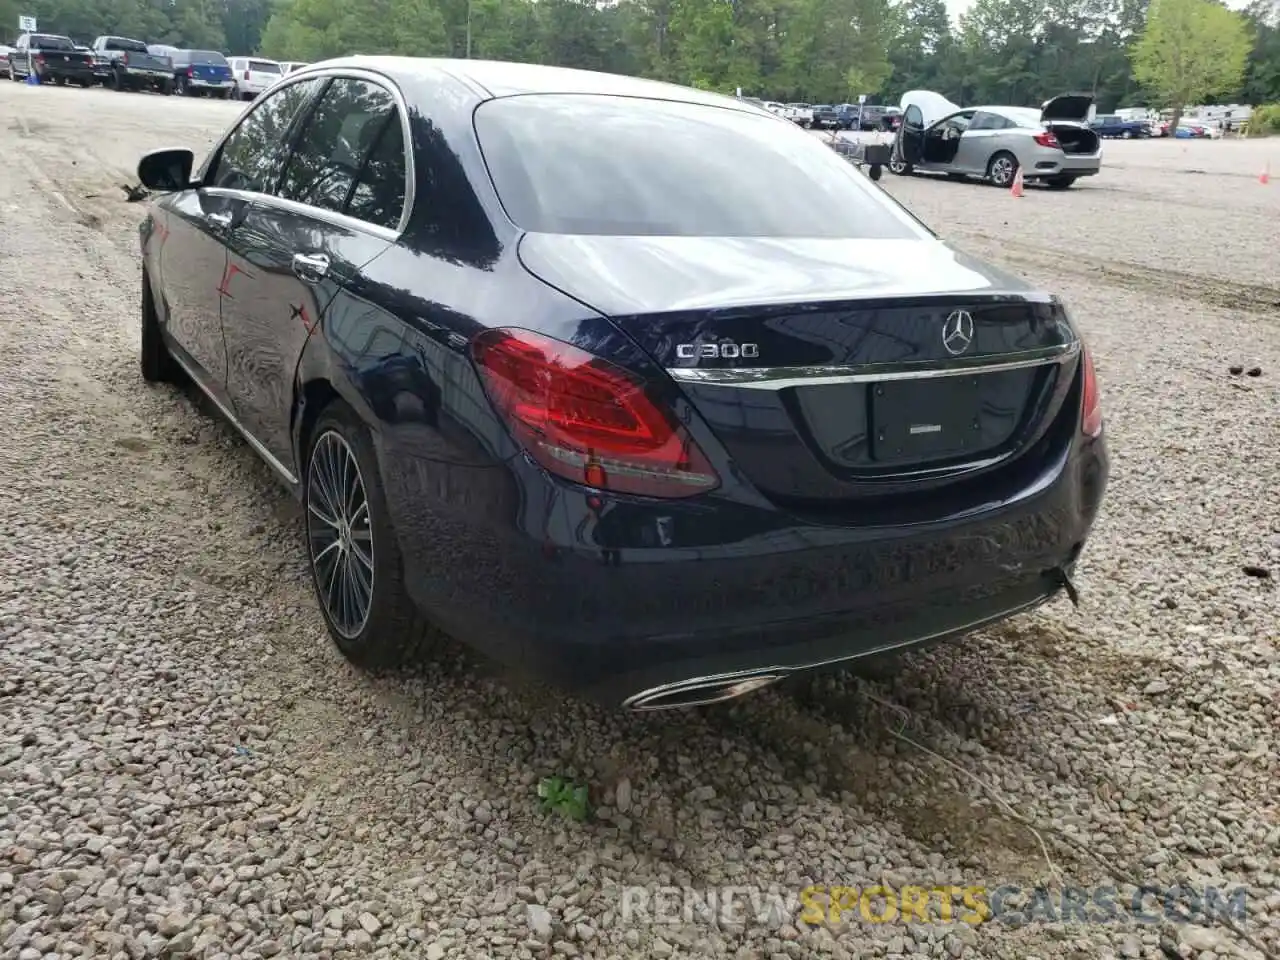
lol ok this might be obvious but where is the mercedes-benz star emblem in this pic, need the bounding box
[941,310,975,356]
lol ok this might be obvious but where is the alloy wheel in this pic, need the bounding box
[306,429,375,640]
[989,155,1015,186]
[888,159,908,175]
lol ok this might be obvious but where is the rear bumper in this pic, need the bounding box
[1024,149,1102,178]
[39,63,94,79]
[189,77,232,88]
[376,420,1109,708]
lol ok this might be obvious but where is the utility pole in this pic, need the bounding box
[466,0,472,58]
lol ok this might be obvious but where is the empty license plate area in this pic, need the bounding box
[870,375,1007,466]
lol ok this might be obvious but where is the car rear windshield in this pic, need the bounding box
[473,94,918,239]
[33,35,74,50]
[188,50,228,65]
[250,60,281,73]
[105,37,148,52]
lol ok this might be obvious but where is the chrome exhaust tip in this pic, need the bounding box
[625,673,784,711]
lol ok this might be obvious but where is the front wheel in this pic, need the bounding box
[888,158,912,176]
[303,402,442,668]
[1121,129,1134,140]
[139,271,183,384]
[986,151,1019,188]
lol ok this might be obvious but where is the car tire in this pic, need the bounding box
[1046,176,1077,190]
[160,80,173,95]
[139,270,183,384]
[78,78,91,87]
[888,158,912,176]
[303,400,442,669]
[1122,129,1134,139]
[986,151,1018,188]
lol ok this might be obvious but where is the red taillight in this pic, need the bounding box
[1080,346,1102,437]
[33,54,44,63]
[1034,130,1060,149]
[471,328,720,499]
[187,66,194,76]
[243,69,250,80]
[121,52,128,65]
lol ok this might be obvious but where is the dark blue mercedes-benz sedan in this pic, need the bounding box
[135,56,1109,711]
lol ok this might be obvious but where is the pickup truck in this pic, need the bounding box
[92,36,173,93]
[1089,115,1151,139]
[781,103,813,127]
[811,104,840,129]
[6,33,95,85]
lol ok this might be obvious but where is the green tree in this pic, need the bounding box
[1130,0,1252,130]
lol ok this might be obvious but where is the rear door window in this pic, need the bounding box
[474,94,919,238]
[276,77,403,225]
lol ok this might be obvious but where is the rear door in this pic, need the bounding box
[220,73,408,468]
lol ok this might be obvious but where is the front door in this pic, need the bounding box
[897,104,925,165]
[159,188,251,401]
[220,75,406,471]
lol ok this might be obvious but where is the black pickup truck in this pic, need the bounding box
[6,33,95,85]
[91,35,173,93]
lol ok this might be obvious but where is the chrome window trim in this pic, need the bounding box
[197,65,416,240]
[666,341,1078,390]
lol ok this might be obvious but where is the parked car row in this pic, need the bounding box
[1,31,307,100]
[739,96,901,132]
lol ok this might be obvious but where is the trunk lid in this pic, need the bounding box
[1042,94,1094,124]
[518,234,1082,506]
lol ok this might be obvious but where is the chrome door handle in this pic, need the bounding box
[207,211,233,229]
[292,253,330,282]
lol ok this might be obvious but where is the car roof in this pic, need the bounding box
[314,56,763,113]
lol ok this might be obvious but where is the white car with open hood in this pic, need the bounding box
[890,90,1102,189]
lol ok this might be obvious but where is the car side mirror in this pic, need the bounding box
[137,148,196,192]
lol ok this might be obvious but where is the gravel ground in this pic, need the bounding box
[1,83,1278,960]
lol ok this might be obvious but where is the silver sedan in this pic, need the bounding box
[889,90,1102,189]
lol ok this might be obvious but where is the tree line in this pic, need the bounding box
[1,0,1276,116]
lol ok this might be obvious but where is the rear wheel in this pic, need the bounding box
[303,401,441,668]
[1121,129,1134,139]
[1046,176,1077,190]
[888,158,912,176]
[986,151,1018,188]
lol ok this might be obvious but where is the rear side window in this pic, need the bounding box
[277,78,406,228]
[208,77,324,192]
[474,94,918,238]
[250,60,281,74]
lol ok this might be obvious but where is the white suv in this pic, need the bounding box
[228,56,282,100]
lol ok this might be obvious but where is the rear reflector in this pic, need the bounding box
[472,328,720,499]
[1081,346,1102,437]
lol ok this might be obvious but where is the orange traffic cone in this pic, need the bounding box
[1261,161,1271,185]
[1010,167,1024,197]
